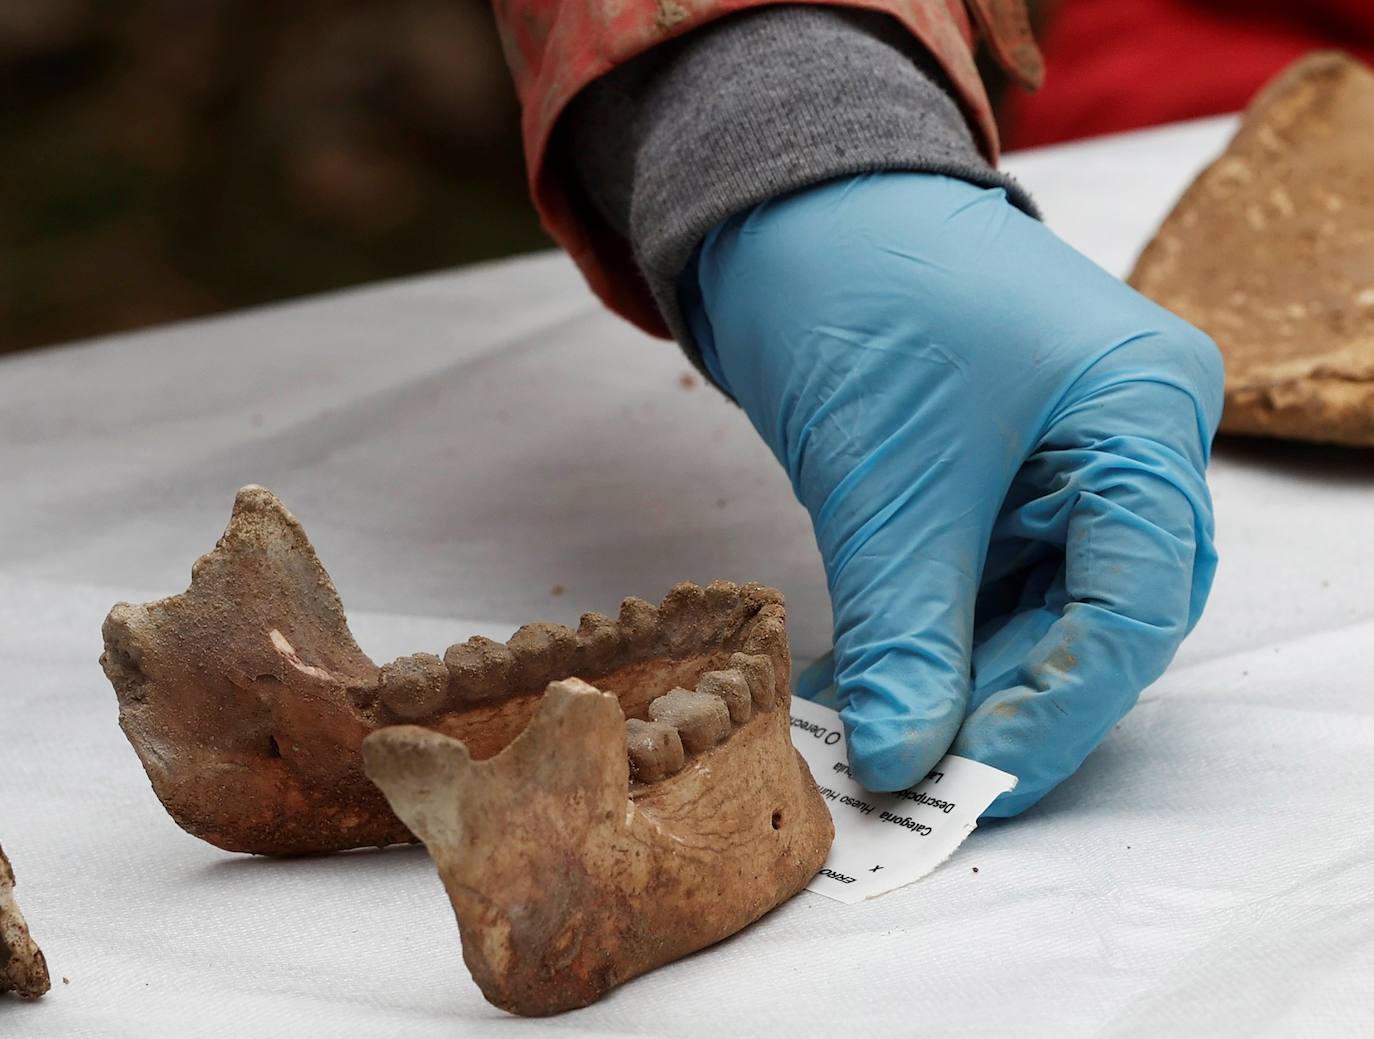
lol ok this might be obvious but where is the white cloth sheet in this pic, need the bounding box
[2,116,1372,1037]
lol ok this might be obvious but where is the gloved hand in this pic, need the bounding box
[679,173,1223,816]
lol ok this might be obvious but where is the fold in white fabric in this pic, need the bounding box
[2,116,1371,1037]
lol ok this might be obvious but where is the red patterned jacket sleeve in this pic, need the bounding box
[492,0,1041,338]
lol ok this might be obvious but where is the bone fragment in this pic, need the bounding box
[0,844,50,1000]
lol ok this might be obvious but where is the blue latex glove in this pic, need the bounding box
[680,173,1223,816]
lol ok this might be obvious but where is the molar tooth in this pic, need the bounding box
[662,579,708,604]
[740,582,785,608]
[379,652,449,720]
[659,582,708,654]
[660,581,706,614]
[575,611,622,676]
[696,669,752,724]
[729,652,776,710]
[702,580,768,647]
[444,636,516,702]
[617,597,662,654]
[648,688,730,753]
[506,622,578,689]
[624,719,685,782]
[704,580,741,610]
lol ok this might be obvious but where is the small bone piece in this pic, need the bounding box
[648,688,731,753]
[625,718,685,782]
[1,843,50,1000]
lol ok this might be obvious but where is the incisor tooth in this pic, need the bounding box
[743,604,786,654]
[742,604,790,690]
[379,652,448,719]
[624,719,685,782]
[729,652,776,710]
[697,669,752,724]
[648,688,730,753]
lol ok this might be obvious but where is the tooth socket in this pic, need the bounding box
[696,669,752,724]
[624,718,685,783]
[648,688,731,753]
[574,612,622,676]
[507,622,578,689]
[729,652,776,710]
[617,597,662,655]
[444,636,516,702]
[379,652,449,720]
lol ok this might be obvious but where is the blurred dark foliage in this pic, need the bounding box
[1,1,1052,353]
[0,0,549,352]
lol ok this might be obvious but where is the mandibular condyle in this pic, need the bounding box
[100,485,835,1016]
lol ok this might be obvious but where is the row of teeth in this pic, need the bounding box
[624,651,776,784]
[374,581,787,721]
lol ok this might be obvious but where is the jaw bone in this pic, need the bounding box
[101,486,400,854]
[99,487,834,1012]
[363,669,831,1016]
[1,844,50,1000]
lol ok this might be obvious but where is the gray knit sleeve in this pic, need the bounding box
[562,4,1037,368]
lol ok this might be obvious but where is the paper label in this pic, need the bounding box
[789,697,1017,904]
